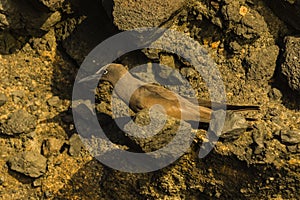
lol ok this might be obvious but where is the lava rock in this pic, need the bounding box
[38,0,65,11]
[218,110,248,140]
[47,96,61,108]
[221,1,268,39]
[69,134,84,157]
[0,93,7,107]
[0,110,37,135]
[11,90,25,103]
[244,45,279,81]
[252,123,267,154]
[153,55,188,86]
[41,138,64,157]
[32,178,42,187]
[287,145,298,153]
[281,36,300,92]
[280,129,300,145]
[268,88,283,101]
[113,0,185,30]
[252,123,266,147]
[124,108,193,154]
[229,41,242,54]
[7,151,47,178]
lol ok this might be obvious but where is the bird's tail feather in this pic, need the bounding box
[225,105,260,111]
[187,98,260,111]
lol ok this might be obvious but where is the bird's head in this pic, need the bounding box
[78,63,128,87]
[100,63,128,86]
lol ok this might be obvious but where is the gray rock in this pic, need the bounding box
[219,110,249,139]
[280,129,300,145]
[113,0,185,30]
[32,178,42,187]
[252,123,266,148]
[40,11,61,31]
[0,93,7,107]
[41,138,64,157]
[0,110,37,135]
[221,1,268,40]
[244,45,279,80]
[69,134,84,157]
[124,108,193,155]
[44,191,53,198]
[239,9,268,39]
[47,96,61,108]
[8,151,47,178]
[281,36,300,92]
[38,0,65,11]
[221,0,243,23]
[268,88,282,101]
[229,41,242,54]
[156,55,177,81]
[287,145,298,153]
[11,90,25,103]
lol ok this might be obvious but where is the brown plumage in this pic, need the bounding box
[80,63,259,123]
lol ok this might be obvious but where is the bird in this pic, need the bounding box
[79,63,259,124]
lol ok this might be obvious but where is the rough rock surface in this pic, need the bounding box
[8,151,47,178]
[41,138,64,157]
[0,110,37,135]
[69,134,84,157]
[0,0,300,199]
[244,45,279,80]
[281,36,300,92]
[124,108,192,154]
[113,0,185,30]
[280,130,300,145]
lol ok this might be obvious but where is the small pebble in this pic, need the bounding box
[7,151,47,178]
[41,138,64,157]
[69,134,84,157]
[11,90,25,103]
[0,110,37,135]
[280,130,300,145]
[268,88,282,101]
[33,178,42,187]
[0,176,4,185]
[0,93,8,107]
[47,96,61,108]
[239,6,248,16]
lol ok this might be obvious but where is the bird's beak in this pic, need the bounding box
[77,74,100,83]
[77,67,107,83]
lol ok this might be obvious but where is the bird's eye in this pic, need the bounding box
[103,69,108,75]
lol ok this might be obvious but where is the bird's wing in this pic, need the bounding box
[139,83,182,102]
[137,84,259,111]
[128,83,212,122]
[128,83,181,112]
[135,84,212,122]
